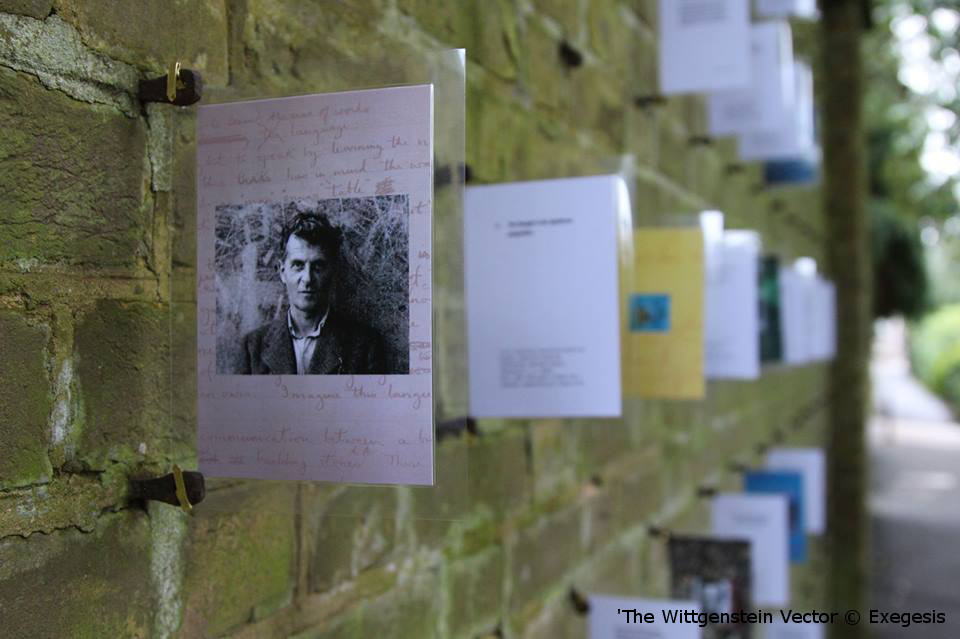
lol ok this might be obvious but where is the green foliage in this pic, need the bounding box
[871,201,929,318]
[925,219,960,305]
[865,3,960,222]
[910,303,960,413]
[862,2,960,318]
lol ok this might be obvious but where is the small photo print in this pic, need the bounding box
[214,195,410,376]
[629,293,671,332]
[669,536,752,639]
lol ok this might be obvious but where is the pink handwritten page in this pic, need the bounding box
[195,85,434,485]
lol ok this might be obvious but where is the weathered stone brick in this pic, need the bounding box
[171,111,197,269]
[74,300,181,468]
[0,469,127,537]
[0,67,149,270]
[410,436,469,548]
[469,429,532,516]
[537,0,587,40]
[0,510,153,638]
[355,567,442,638]
[446,547,504,637]
[509,506,582,612]
[170,301,197,447]
[54,0,229,85]
[0,312,52,488]
[578,542,642,596]
[522,17,570,112]
[229,0,415,96]
[577,419,633,476]
[307,485,399,593]
[616,463,665,530]
[530,419,577,500]
[518,598,585,639]
[178,483,296,638]
[0,0,51,18]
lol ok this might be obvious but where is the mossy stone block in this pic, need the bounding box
[178,483,296,637]
[0,0,52,18]
[54,0,229,85]
[0,510,153,638]
[0,67,148,269]
[0,312,52,488]
[74,300,178,468]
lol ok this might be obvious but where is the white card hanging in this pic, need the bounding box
[707,21,795,136]
[589,595,702,639]
[739,61,816,161]
[711,493,791,607]
[756,0,818,20]
[465,175,628,418]
[766,447,827,535]
[705,230,762,379]
[658,0,752,95]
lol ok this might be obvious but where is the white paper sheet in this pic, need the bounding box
[766,447,826,535]
[196,85,435,485]
[705,230,761,379]
[779,265,811,365]
[813,277,836,361]
[465,176,625,418]
[765,619,825,639]
[589,595,702,639]
[659,0,752,95]
[712,493,790,607]
[739,61,816,161]
[820,281,836,360]
[780,265,835,365]
[707,22,795,136]
[756,0,818,19]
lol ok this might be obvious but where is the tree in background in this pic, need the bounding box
[864,1,960,318]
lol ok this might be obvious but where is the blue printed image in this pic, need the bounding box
[629,294,671,332]
[744,470,807,563]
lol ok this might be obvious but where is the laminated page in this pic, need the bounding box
[756,0,818,19]
[707,21,795,136]
[589,595,702,639]
[739,62,816,162]
[712,493,790,607]
[465,176,626,418]
[195,84,436,485]
[744,469,807,562]
[765,619,825,639]
[659,0,752,95]
[779,265,811,365]
[766,447,826,535]
[705,231,761,379]
[624,228,705,399]
[669,536,753,639]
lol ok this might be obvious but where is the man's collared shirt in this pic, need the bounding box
[287,308,329,375]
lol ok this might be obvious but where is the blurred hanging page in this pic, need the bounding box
[195,85,435,485]
[658,0,751,95]
[624,228,705,399]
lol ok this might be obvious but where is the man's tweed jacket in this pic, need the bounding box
[232,313,389,375]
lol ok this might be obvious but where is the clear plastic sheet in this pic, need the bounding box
[170,49,468,517]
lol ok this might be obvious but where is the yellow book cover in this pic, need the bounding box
[623,228,705,399]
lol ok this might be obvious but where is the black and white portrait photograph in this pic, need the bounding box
[214,195,410,376]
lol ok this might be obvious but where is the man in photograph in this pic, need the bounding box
[232,213,389,375]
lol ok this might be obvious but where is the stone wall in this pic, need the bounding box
[0,2,829,638]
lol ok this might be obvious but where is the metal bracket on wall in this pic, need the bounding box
[138,60,203,106]
[569,587,591,615]
[130,465,206,514]
[647,525,672,540]
[435,416,479,443]
[633,94,668,109]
